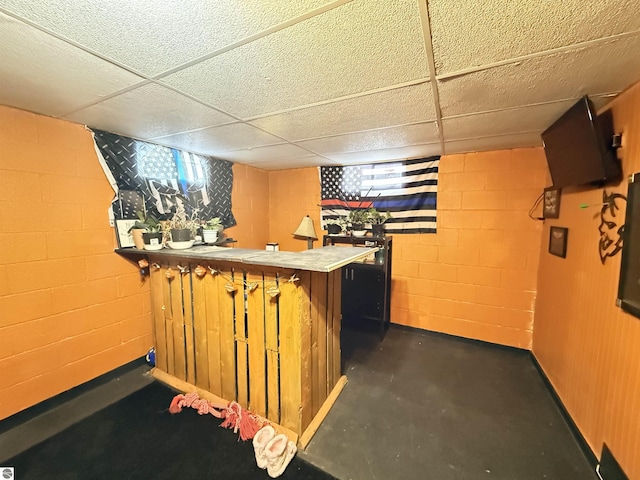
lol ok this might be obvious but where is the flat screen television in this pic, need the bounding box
[541,95,621,189]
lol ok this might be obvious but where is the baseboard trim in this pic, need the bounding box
[529,353,598,470]
[0,357,148,434]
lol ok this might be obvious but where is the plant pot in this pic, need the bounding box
[171,228,192,242]
[142,232,163,249]
[351,223,366,236]
[130,228,145,249]
[202,229,218,244]
[327,224,341,235]
[371,224,385,237]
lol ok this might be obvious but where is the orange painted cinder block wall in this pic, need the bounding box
[0,106,153,420]
[226,163,269,250]
[268,150,547,349]
[533,81,640,478]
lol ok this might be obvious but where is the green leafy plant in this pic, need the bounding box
[128,211,162,233]
[202,217,223,231]
[347,209,369,225]
[367,207,392,225]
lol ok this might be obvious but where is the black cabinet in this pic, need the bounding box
[323,235,392,339]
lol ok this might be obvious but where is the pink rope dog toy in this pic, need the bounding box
[169,392,263,441]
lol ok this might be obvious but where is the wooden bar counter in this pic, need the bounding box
[117,244,376,445]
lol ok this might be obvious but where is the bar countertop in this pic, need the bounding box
[115,244,378,272]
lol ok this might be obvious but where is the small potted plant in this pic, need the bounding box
[347,209,369,236]
[165,200,200,243]
[367,207,391,237]
[128,211,162,249]
[201,217,223,244]
[325,217,346,235]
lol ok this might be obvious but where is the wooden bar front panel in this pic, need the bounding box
[148,257,341,435]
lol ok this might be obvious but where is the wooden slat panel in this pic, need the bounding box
[325,270,335,390]
[205,266,222,396]
[265,272,280,423]
[279,273,303,432]
[246,271,267,417]
[218,266,237,402]
[310,271,328,417]
[170,267,187,381]
[150,263,167,373]
[191,266,209,391]
[181,268,196,385]
[298,271,313,433]
[236,340,249,407]
[162,266,175,377]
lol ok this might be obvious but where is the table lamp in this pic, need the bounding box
[292,215,318,249]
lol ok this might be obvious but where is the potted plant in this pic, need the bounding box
[128,211,162,249]
[347,209,369,236]
[165,200,200,243]
[201,217,223,244]
[367,207,391,237]
[325,217,346,235]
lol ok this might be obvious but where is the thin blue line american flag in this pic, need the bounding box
[320,156,439,234]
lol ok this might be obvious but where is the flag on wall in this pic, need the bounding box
[92,129,236,228]
[320,156,439,234]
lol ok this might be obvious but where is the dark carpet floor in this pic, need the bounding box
[6,381,336,480]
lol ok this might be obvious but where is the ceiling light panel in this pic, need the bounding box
[0,12,144,117]
[162,0,428,119]
[428,0,640,75]
[250,83,435,141]
[156,122,287,155]
[297,123,439,155]
[437,35,640,117]
[63,83,236,139]
[0,0,333,77]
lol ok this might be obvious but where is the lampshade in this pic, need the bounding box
[292,215,318,239]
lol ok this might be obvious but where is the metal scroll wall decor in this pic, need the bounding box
[599,190,627,264]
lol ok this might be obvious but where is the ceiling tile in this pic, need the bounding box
[219,143,314,163]
[0,12,144,117]
[63,83,236,139]
[162,0,428,118]
[247,155,336,171]
[155,123,286,155]
[442,102,577,141]
[250,83,435,141]
[0,0,333,76]
[326,143,442,165]
[437,35,640,117]
[298,123,440,155]
[428,0,640,75]
[444,132,543,155]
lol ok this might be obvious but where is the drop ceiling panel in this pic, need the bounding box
[0,12,144,117]
[247,155,335,171]
[442,101,577,141]
[437,35,640,117]
[0,0,333,77]
[250,83,435,141]
[219,143,313,163]
[156,123,286,155]
[162,0,429,118]
[326,143,442,165]
[444,132,543,155]
[297,123,439,155]
[428,0,640,75]
[63,83,236,140]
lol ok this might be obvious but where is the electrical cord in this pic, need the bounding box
[528,191,545,221]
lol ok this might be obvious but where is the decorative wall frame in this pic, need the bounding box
[549,226,568,258]
[115,219,137,248]
[543,187,561,219]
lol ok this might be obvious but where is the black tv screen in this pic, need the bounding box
[541,96,621,189]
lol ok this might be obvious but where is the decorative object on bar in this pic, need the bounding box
[324,217,346,235]
[202,217,223,244]
[347,209,369,236]
[166,198,200,242]
[367,207,391,237]
[292,215,318,249]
